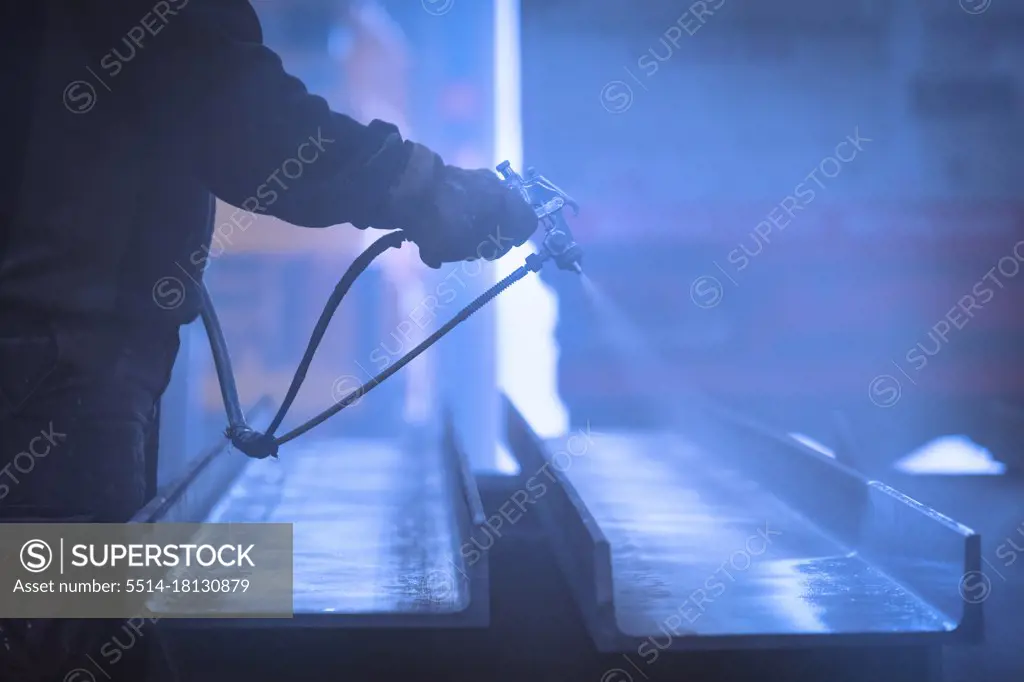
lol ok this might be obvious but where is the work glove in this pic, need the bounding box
[386,143,539,269]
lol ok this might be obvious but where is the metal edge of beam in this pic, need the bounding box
[152,404,491,630]
[698,399,877,542]
[861,481,983,643]
[697,399,980,639]
[502,394,618,649]
[438,406,491,627]
[504,393,982,652]
[653,397,982,647]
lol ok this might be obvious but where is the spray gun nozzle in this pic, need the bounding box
[543,228,584,274]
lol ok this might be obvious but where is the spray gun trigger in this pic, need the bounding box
[535,197,565,219]
[531,175,579,216]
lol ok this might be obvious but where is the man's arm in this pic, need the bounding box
[74,0,430,228]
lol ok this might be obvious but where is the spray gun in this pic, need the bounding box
[204,161,583,459]
[497,161,584,275]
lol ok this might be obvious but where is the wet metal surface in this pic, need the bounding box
[549,431,956,637]
[206,438,467,615]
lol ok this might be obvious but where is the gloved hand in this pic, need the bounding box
[385,143,539,269]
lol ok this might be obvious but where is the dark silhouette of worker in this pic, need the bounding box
[0,1,538,679]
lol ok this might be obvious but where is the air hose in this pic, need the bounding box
[201,230,534,459]
[200,160,582,460]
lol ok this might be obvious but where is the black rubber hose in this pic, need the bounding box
[201,228,534,458]
[265,229,407,437]
[273,263,532,446]
[200,280,247,431]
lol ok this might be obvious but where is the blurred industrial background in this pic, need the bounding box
[151,1,1023,680]
[526,0,1023,469]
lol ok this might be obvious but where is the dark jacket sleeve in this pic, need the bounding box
[74,0,417,228]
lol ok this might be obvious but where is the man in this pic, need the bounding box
[0,0,537,679]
